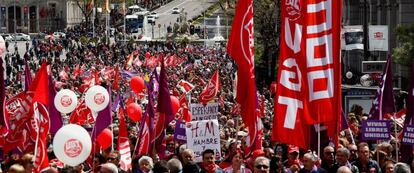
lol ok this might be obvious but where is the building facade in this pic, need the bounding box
[343,0,414,88]
[0,0,84,33]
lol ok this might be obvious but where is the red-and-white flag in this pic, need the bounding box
[177,80,195,93]
[199,70,220,105]
[59,69,69,81]
[69,99,95,125]
[272,0,342,149]
[227,0,261,152]
[117,107,132,171]
[29,62,50,173]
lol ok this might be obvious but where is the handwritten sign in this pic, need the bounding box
[174,120,187,143]
[190,103,219,121]
[186,120,221,162]
[361,120,390,140]
[402,125,414,145]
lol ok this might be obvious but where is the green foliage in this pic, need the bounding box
[393,24,414,66]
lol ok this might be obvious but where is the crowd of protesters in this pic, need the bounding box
[0,23,414,173]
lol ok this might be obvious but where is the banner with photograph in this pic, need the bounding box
[341,25,364,50]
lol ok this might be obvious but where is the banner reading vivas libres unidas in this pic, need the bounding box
[186,120,221,162]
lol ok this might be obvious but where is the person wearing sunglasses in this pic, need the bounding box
[253,157,269,173]
[321,146,335,172]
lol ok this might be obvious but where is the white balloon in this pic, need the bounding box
[54,89,78,114]
[85,86,109,112]
[53,124,92,167]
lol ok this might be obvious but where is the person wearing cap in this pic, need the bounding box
[284,145,301,168]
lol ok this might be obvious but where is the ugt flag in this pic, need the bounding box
[272,0,342,149]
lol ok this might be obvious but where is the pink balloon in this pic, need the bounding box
[97,129,113,150]
[130,76,145,94]
[126,103,142,122]
[170,96,180,115]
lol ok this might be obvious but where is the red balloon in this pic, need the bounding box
[130,76,145,94]
[145,52,151,59]
[170,96,180,115]
[97,129,113,150]
[127,103,142,122]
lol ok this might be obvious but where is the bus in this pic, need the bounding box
[126,14,145,33]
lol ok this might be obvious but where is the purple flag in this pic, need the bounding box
[158,57,174,126]
[48,76,63,134]
[121,70,138,80]
[24,63,32,91]
[112,94,120,111]
[400,63,414,162]
[91,85,112,140]
[368,55,395,120]
[403,63,414,126]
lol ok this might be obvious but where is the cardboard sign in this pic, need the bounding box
[190,103,219,121]
[186,120,221,162]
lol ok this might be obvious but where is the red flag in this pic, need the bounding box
[260,95,265,118]
[227,0,261,152]
[72,64,81,79]
[117,107,132,171]
[272,0,342,149]
[177,80,195,93]
[33,103,50,173]
[30,62,49,105]
[28,62,50,172]
[59,69,69,81]
[199,70,220,105]
[69,99,95,125]
[112,66,120,91]
[94,69,101,85]
[178,94,191,122]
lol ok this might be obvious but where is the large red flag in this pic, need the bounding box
[117,107,132,171]
[199,70,220,105]
[227,0,261,152]
[272,0,342,149]
[28,62,50,173]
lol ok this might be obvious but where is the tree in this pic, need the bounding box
[219,0,279,88]
[253,0,279,87]
[393,24,414,66]
[74,0,94,28]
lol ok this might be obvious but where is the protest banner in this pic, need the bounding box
[190,103,219,121]
[186,119,221,162]
[361,120,390,140]
[402,125,414,145]
[174,120,187,143]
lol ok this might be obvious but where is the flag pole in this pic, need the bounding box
[393,113,399,162]
[317,124,321,158]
